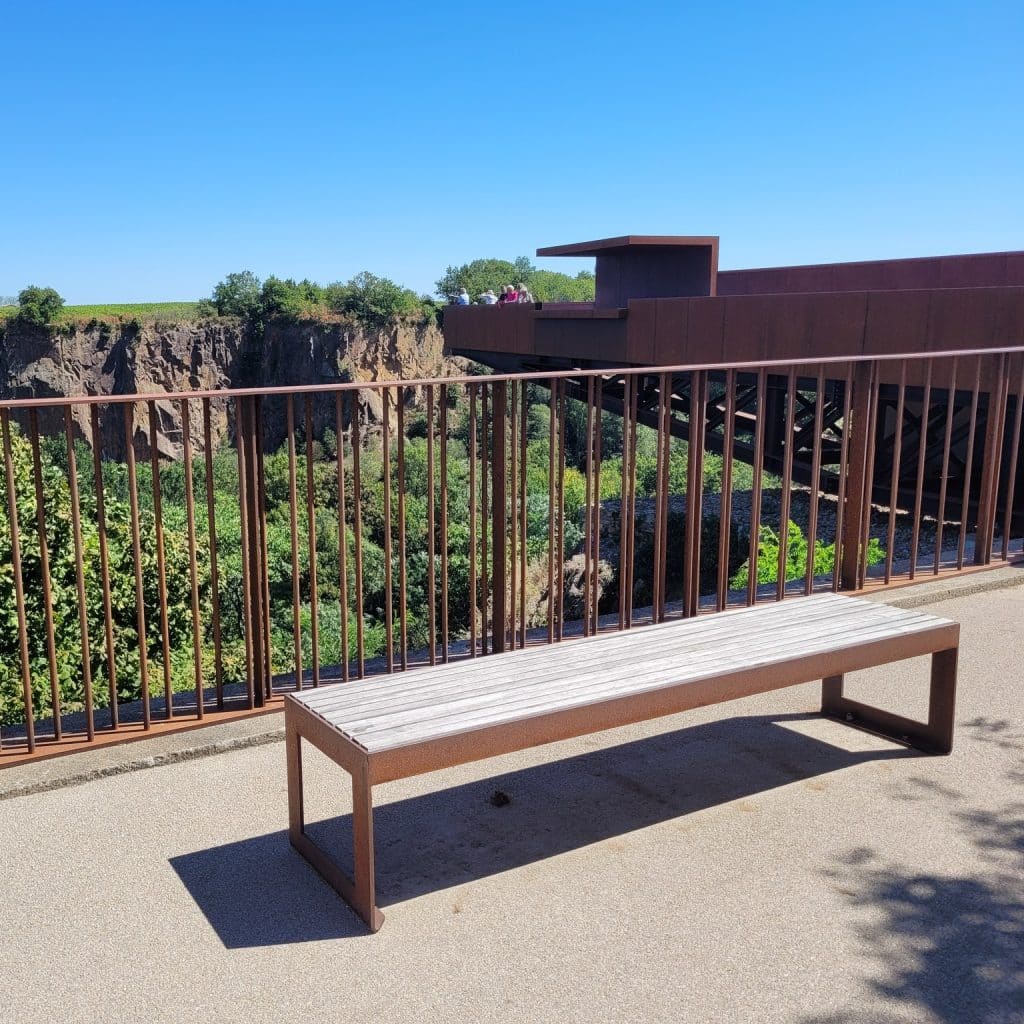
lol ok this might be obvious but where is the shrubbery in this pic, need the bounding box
[730,520,885,590]
[16,286,64,326]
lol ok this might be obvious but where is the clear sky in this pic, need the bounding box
[3,1,1022,303]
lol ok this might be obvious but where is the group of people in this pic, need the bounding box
[453,283,534,305]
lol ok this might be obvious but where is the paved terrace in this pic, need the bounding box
[2,572,1023,1024]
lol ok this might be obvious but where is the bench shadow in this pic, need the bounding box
[170,711,913,947]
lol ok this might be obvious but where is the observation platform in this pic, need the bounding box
[443,235,1024,527]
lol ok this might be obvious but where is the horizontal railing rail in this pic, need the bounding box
[1,346,1022,764]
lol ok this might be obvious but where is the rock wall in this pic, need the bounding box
[0,316,457,458]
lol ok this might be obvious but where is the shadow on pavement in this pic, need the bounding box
[171,711,913,947]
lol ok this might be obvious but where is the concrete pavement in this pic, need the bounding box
[2,579,1022,1023]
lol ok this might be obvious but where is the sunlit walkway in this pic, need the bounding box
[2,576,1022,1024]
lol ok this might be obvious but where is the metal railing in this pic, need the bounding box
[1,346,1022,764]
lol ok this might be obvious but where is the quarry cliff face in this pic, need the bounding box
[0,316,456,458]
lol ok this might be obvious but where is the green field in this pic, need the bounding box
[0,302,202,324]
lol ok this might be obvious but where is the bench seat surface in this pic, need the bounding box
[289,594,955,754]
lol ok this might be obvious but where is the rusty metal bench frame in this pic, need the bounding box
[284,595,959,932]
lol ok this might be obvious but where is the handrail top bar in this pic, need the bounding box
[0,344,1021,411]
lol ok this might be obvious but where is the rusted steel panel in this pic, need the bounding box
[624,298,657,363]
[718,250,1024,295]
[653,298,694,364]
[864,289,931,355]
[719,296,771,363]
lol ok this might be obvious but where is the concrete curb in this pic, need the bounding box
[3,564,1021,802]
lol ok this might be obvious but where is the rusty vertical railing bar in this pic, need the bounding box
[146,401,173,717]
[381,389,394,673]
[975,354,1011,563]
[491,381,508,653]
[684,370,706,617]
[285,396,303,689]
[934,358,959,575]
[28,411,62,738]
[718,370,737,609]
[547,380,558,642]
[233,399,256,707]
[804,368,825,596]
[124,405,153,724]
[334,393,350,683]
[350,392,365,678]
[481,385,490,654]
[652,372,670,622]
[775,369,797,602]
[619,376,632,629]
[426,384,437,664]
[468,384,478,657]
[1001,358,1024,561]
[397,387,408,669]
[519,379,529,647]
[304,396,321,685]
[831,366,855,593]
[884,362,908,584]
[556,381,567,640]
[89,405,119,726]
[624,373,639,626]
[956,359,982,571]
[857,363,881,589]
[591,378,603,634]
[178,399,205,717]
[747,368,767,607]
[254,397,273,701]
[200,400,224,707]
[909,361,933,580]
[508,383,519,648]
[582,378,595,636]
[1,410,36,751]
[441,388,451,663]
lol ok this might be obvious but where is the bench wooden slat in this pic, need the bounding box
[284,592,960,932]
[291,595,954,754]
[296,594,916,720]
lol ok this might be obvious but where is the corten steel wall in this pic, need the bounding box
[1,347,1022,766]
[444,285,1024,375]
[717,251,1024,296]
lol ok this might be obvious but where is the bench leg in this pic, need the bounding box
[286,713,384,932]
[820,647,958,755]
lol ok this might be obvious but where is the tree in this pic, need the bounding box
[529,269,596,303]
[324,272,424,328]
[435,258,527,302]
[260,276,324,320]
[435,258,596,303]
[17,286,64,326]
[210,271,262,318]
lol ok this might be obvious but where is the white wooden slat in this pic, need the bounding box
[342,605,937,739]
[350,615,950,751]
[298,597,852,721]
[298,595,923,722]
[294,594,854,714]
[289,595,955,754]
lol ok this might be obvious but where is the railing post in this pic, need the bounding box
[841,361,873,591]
[238,394,270,705]
[973,354,1009,565]
[491,381,508,653]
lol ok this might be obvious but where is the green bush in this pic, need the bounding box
[16,285,64,326]
[730,520,886,590]
[0,428,210,725]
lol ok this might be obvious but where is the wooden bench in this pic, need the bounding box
[284,593,959,931]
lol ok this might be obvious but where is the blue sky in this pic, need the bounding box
[3,1,1022,303]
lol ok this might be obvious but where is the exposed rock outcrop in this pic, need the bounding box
[0,316,458,458]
